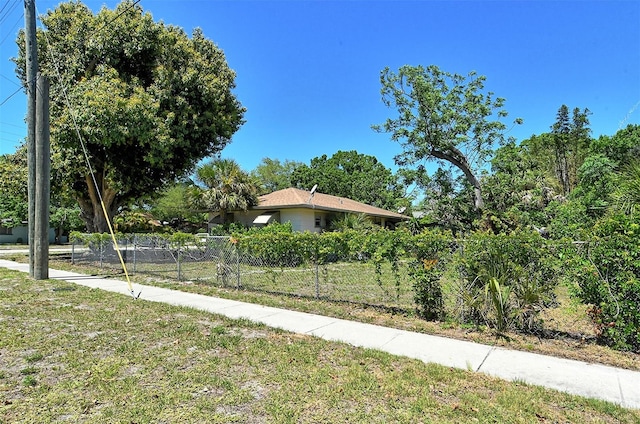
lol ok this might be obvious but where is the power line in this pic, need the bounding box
[0,121,25,128]
[0,129,24,137]
[0,12,23,47]
[0,0,21,49]
[0,0,14,17]
[0,137,23,144]
[1,73,22,87]
[0,0,20,24]
[0,85,22,106]
[93,0,142,36]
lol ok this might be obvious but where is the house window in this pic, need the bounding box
[0,226,12,235]
[314,214,322,228]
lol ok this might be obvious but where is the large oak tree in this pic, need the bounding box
[14,1,245,232]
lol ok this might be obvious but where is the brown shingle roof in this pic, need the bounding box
[255,188,408,220]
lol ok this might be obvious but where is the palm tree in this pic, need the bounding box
[612,160,640,216]
[190,159,258,224]
[329,213,375,232]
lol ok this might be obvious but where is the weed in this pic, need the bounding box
[20,366,38,375]
[22,375,37,387]
[25,352,44,363]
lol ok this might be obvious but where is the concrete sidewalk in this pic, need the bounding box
[1,258,639,410]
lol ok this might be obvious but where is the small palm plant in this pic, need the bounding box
[611,160,640,216]
[329,213,374,231]
[189,159,259,224]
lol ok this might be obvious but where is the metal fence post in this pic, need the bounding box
[99,240,104,269]
[71,240,75,264]
[177,244,182,280]
[133,234,137,273]
[315,260,320,299]
[314,235,320,299]
[235,242,241,289]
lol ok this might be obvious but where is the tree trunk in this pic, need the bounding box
[430,149,485,211]
[77,172,118,233]
[555,149,570,196]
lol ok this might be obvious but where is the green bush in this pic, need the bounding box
[572,213,640,352]
[234,223,310,267]
[69,231,114,251]
[407,231,451,320]
[454,231,557,333]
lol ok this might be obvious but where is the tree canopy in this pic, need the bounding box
[250,158,303,195]
[374,64,519,212]
[290,150,407,211]
[14,1,245,232]
[549,105,591,195]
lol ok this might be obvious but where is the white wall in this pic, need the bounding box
[231,210,264,227]
[280,208,328,233]
[232,208,330,233]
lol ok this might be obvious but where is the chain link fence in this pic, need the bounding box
[70,234,415,310]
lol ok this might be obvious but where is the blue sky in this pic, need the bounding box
[1,0,639,175]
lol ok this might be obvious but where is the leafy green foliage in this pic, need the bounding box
[417,168,476,235]
[189,159,258,224]
[14,1,244,232]
[0,151,28,225]
[50,206,85,241]
[454,231,558,332]
[590,124,640,166]
[611,160,640,215]
[250,158,304,194]
[231,226,564,327]
[329,213,375,232]
[571,213,640,352]
[375,64,519,211]
[482,141,558,233]
[291,150,406,211]
[407,231,451,320]
[234,223,314,267]
[113,210,162,233]
[550,105,592,196]
[144,181,205,233]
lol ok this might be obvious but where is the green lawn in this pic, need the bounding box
[1,268,638,423]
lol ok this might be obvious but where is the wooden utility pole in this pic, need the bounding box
[24,0,37,277]
[34,73,50,280]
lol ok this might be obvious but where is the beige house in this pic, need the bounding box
[208,187,408,233]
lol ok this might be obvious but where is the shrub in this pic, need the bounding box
[572,213,640,352]
[70,231,114,252]
[234,223,309,267]
[407,231,452,320]
[454,231,557,333]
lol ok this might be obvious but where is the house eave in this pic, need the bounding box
[251,203,408,221]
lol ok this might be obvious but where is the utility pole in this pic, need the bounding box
[34,73,50,280]
[24,0,38,277]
